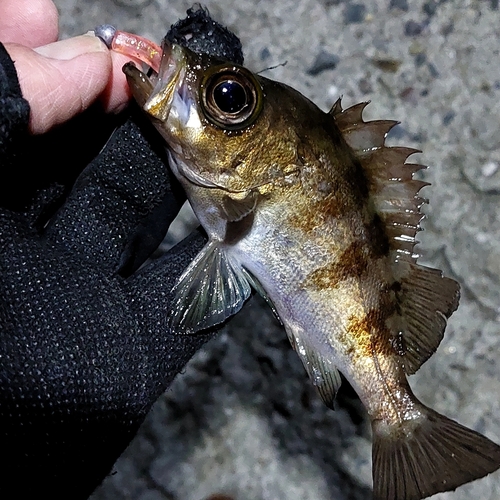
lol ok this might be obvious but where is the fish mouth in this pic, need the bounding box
[124,41,227,190]
[124,41,217,189]
[124,40,189,124]
[122,61,155,108]
[144,42,189,123]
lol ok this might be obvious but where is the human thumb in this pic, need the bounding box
[5,34,129,134]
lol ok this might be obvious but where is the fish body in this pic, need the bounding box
[124,40,500,500]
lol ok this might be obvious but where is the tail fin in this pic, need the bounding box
[372,407,500,500]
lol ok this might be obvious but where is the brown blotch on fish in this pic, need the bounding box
[346,309,392,351]
[291,137,371,234]
[304,241,369,290]
[343,293,400,362]
[289,193,345,234]
[336,312,374,360]
[345,154,371,202]
[364,213,390,258]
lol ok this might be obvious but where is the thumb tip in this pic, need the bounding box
[34,34,109,61]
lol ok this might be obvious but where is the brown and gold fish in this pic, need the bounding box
[124,40,500,499]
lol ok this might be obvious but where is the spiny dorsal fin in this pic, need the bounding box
[332,98,460,373]
[332,98,425,264]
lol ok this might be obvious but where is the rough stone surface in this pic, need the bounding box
[53,0,500,499]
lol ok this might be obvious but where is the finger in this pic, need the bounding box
[44,116,186,273]
[128,230,214,335]
[6,35,113,134]
[99,50,134,115]
[0,0,58,48]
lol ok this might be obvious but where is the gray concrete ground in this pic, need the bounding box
[54,0,500,499]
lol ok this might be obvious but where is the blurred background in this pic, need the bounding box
[54,1,500,499]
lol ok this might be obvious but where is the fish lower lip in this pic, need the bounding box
[123,63,154,108]
[144,43,186,122]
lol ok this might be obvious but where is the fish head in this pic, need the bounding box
[124,39,322,196]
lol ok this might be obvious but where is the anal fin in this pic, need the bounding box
[168,240,251,333]
[372,406,500,500]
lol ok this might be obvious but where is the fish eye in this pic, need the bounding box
[213,80,247,114]
[201,65,263,130]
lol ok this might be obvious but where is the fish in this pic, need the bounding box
[123,39,500,499]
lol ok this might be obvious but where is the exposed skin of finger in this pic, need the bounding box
[33,34,108,60]
[0,0,58,48]
[1,0,140,133]
[6,40,113,134]
[5,33,138,133]
[99,50,134,114]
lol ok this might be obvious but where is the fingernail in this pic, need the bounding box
[34,34,107,60]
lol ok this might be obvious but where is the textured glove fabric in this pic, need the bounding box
[0,7,243,499]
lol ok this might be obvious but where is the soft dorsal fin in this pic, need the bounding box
[331,98,460,373]
[395,262,460,374]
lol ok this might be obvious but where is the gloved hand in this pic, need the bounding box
[0,5,243,499]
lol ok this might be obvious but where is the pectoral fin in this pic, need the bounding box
[221,191,258,222]
[169,240,251,333]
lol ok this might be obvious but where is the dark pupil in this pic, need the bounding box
[213,80,247,114]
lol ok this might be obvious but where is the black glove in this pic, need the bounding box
[0,7,243,499]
